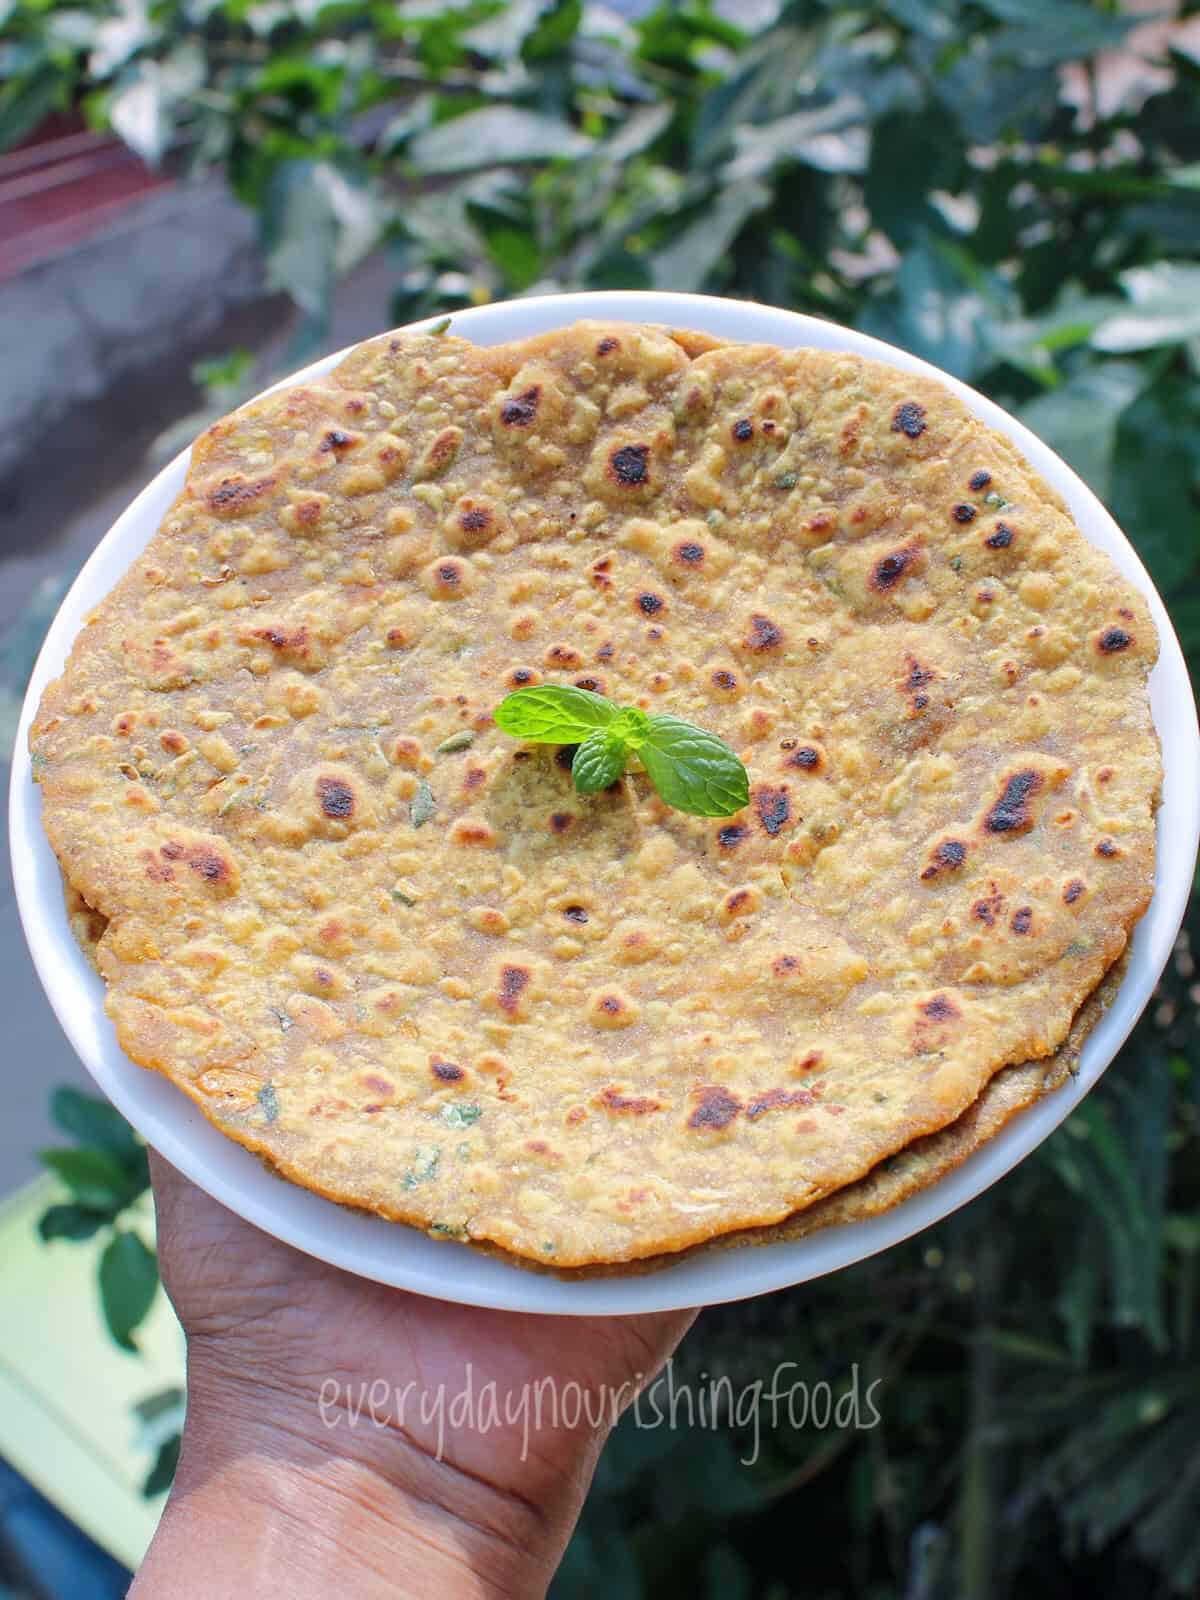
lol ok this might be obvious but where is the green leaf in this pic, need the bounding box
[50,1088,140,1160]
[261,158,338,323]
[975,0,1138,64]
[466,197,545,291]
[934,50,1059,145]
[1110,375,1200,595]
[689,19,822,167]
[408,107,592,174]
[523,0,582,62]
[494,684,619,743]
[989,293,1124,384]
[192,349,255,402]
[857,233,1012,380]
[142,1433,181,1498]
[0,64,68,152]
[572,730,629,793]
[98,1230,159,1352]
[1020,361,1146,501]
[37,1203,107,1243]
[1093,263,1200,354]
[882,0,958,41]
[39,1147,135,1213]
[462,0,548,62]
[727,97,870,182]
[637,716,749,818]
[261,159,380,325]
[106,43,205,167]
[864,110,962,249]
[133,1383,186,1450]
[650,180,771,294]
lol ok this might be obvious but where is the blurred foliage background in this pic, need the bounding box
[5,0,1200,1594]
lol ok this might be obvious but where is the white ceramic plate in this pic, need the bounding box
[11,291,1199,1315]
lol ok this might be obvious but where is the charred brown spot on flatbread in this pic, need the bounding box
[500,387,541,427]
[688,1087,741,1131]
[985,769,1043,835]
[1097,626,1133,654]
[743,614,785,653]
[319,429,359,453]
[891,401,926,438]
[752,784,791,836]
[921,838,967,881]
[609,443,650,486]
[206,474,277,516]
[870,543,920,593]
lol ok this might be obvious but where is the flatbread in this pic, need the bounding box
[30,321,1159,1266]
[57,876,1125,1277]
[536,952,1127,1277]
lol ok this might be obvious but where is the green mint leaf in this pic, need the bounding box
[611,706,651,747]
[572,730,629,793]
[494,684,619,743]
[638,715,750,817]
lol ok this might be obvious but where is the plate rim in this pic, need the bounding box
[10,288,1199,1316]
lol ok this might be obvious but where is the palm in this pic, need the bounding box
[150,1153,695,1498]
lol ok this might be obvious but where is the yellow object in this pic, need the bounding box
[0,1175,180,1570]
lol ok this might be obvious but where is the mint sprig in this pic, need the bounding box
[493,686,749,818]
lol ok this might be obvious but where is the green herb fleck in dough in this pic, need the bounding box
[403,1145,441,1188]
[429,317,452,336]
[774,472,798,490]
[391,887,417,906]
[430,1221,467,1239]
[411,779,436,827]
[258,1083,280,1123]
[441,1102,482,1128]
[267,1006,293,1033]
[436,729,476,754]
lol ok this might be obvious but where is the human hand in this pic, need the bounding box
[133,1152,696,1599]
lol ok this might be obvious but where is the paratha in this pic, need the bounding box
[57,872,1125,1276]
[538,952,1127,1277]
[30,320,1159,1267]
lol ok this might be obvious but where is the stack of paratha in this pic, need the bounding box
[31,321,1159,1270]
